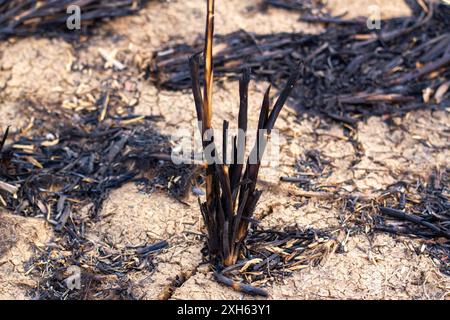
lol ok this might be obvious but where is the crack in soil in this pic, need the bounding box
[158,259,204,300]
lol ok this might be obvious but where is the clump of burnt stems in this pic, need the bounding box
[190,0,301,290]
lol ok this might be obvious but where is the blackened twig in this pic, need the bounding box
[379,206,450,239]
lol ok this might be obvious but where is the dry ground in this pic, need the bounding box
[0,210,52,299]
[0,0,449,299]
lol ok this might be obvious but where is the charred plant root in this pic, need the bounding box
[214,272,269,297]
[191,0,301,296]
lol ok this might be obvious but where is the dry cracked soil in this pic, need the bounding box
[0,0,449,300]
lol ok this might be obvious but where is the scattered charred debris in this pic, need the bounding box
[284,167,450,276]
[0,84,194,299]
[214,226,338,296]
[0,111,193,223]
[263,0,329,18]
[263,0,375,25]
[31,239,168,300]
[374,168,450,275]
[150,0,449,123]
[0,0,151,38]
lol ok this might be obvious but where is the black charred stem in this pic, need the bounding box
[0,126,12,175]
[0,126,9,154]
[190,0,301,297]
[188,53,204,126]
[214,272,269,297]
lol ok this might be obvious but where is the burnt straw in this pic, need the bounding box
[0,101,193,299]
[190,0,301,296]
[151,0,449,123]
[0,0,150,37]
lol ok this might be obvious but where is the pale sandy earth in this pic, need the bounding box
[0,0,449,299]
[0,210,52,300]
